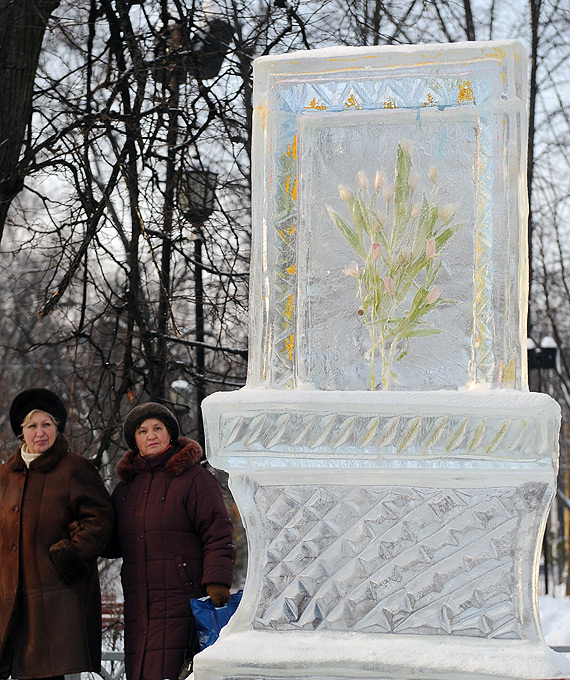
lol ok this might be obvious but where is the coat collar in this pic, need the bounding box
[5,434,70,472]
[116,437,202,482]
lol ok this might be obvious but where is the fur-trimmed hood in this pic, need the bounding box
[5,434,70,473]
[115,437,202,482]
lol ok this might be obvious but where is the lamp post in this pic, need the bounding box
[153,32,183,402]
[528,335,559,594]
[527,335,557,374]
[149,10,231,403]
[178,168,218,445]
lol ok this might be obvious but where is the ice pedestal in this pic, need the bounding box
[197,391,566,679]
[195,41,570,680]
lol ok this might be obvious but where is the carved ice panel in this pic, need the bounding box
[239,480,548,640]
[250,43,528,390]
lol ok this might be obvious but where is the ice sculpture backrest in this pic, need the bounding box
[249,41,528,392]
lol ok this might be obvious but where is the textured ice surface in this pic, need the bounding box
[195,41,570,680]
[298,108,479,391]
[204,390,560,469]
[247,480,545,636]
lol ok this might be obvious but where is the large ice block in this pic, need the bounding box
[248,40,528,392]
[195,41,569,680]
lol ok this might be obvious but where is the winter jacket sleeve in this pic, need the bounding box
[49,455,114,583]
[188,466,235,588]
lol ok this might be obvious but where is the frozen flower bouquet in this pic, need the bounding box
[327,140,462,390]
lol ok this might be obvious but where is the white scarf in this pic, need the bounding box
[20,444,42,468]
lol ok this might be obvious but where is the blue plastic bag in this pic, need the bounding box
[190,590,243,650]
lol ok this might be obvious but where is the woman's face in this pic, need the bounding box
[135,418,171,457]
[22,410,57,454]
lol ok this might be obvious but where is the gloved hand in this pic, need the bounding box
[206,583,231,608]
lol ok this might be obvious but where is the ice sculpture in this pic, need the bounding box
[195,41,570,680]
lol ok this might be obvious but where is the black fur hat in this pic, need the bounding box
[10,388,67,437]
[123,402,180,450]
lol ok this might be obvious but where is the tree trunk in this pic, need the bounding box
[0,0,61,240]
[463,0,476,40]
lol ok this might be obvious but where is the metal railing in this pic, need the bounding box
[99,651,125,680]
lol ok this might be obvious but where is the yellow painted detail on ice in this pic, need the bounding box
[486,47,506,61]
[255,102,269,130]
[284,333,295,362]
[500,357,516,388]
[345,93,361,109]
[458,80,474,103]
[284,294,295,320]
[284,175,298,201]
[286,135,297,159]
[305,97,327,111]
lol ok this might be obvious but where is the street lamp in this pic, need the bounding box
[152,14,233,84]
[177,169,218,223]
[146,4,231,402]
[527,336,558,370]
[178,168,218,445]
[170,378,193,428]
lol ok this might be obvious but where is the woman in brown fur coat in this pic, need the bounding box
[0,388,114,680]
[106,402,235,680]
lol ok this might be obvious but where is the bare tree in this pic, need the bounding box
[0,0,63,238]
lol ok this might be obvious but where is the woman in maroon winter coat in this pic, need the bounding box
[0,388,114,680]
[107,402,235,680]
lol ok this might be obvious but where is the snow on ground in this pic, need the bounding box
[540,592,570,648]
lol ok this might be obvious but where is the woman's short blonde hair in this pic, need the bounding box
[21,409,59,429]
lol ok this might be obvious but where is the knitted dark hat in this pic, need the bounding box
[123,402,180,450]
[10,388,67,437]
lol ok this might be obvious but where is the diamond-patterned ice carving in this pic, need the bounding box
[250,482,548,638]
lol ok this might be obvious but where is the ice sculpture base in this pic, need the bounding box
[193,630,570,680]
[199,389,568,680]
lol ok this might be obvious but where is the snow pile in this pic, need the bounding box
[540,594,570,648]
